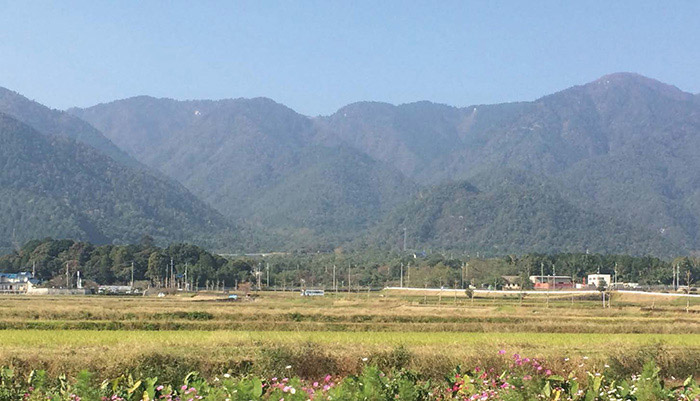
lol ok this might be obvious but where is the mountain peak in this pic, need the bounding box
[585,72,691,100]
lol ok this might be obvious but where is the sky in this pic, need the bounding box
[1,1,699,116]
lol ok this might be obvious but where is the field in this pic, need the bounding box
[0,290,698,385]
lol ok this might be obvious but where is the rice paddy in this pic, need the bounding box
[0,291,697,380]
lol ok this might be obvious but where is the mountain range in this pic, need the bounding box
[0,72,696,257]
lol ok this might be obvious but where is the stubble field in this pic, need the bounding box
[0,291,697,381]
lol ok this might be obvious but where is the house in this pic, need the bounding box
[501,276,521,290]
[587,274,611,289]
[0,272,39,293]
[529,275,573,289]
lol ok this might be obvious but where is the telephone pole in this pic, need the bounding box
[332,265,336,292]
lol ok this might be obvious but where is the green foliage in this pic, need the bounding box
[0,113,243,254]
[367,170,681,257]
[3,362,696,401]
[2,237,696,288]
[0,238,250,286]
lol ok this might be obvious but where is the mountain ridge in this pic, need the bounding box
[68,72,700,254]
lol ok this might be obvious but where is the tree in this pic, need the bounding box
[146,252,165,285]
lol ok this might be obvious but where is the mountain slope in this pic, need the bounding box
[318,73,700,252]
[0,112,239,253]
[0,87,139,167]
[366,170,680,257]
[72,73,700,254]
[72,97,416,247]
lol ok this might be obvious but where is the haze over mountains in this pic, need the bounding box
[0,73,696,256]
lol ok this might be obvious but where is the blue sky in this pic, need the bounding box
[1,1,699,116]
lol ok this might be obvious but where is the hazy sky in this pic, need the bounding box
[1,1,699,116]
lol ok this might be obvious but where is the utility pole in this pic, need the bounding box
[66,262,70,289]
[406,263,411,287]
[332,265,336,292]
[672,264,676,290]
[400,263,404,287]
[686,270,692,313]
[170,258,174,289]
[130,261,135,289]
[266,263,270,289]
[540,262,544,289]
[184,262,188,291]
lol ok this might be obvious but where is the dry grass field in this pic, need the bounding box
[0,291,697,380]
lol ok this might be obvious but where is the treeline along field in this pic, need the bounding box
[1,238,698,288]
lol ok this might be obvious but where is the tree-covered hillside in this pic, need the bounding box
[70,73,700,255]
[317,74,700,252]
[0,87,138,167]
[71,97,416,247]
[0,113,241,253]
[365,170,680,257]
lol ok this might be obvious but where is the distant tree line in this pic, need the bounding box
[0,238,697,289]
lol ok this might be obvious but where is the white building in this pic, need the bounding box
[587,274,611,288]
[0,272,38,293]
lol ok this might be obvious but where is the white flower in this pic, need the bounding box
[285,365,292,369]
[362,357,368,362]
[223,373,231,378]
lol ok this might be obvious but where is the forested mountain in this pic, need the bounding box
[364,170,680,257]
[0,112,240,253]
[71,97,416,247]
[0,87,139,167]
[315,73,700,252]
[69,73,700,255]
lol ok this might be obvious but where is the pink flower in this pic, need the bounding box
[498,350,506,354]
[324,374,332,382]
[546,369,552,375]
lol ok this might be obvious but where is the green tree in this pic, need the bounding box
[146,251,165,285]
